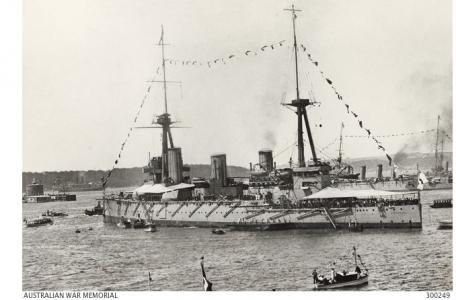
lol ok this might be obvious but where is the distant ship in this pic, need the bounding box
[332,116,452,192]
[103,6,422,230]
[23,179,76,203]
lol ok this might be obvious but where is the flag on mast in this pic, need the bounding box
[200,256,213,291]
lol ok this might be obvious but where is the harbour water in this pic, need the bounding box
[22,189,452,291]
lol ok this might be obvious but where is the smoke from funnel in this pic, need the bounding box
[263,130,277,149]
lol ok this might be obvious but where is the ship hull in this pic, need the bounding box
[103,199,422,229]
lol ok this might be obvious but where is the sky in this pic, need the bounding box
[23,0,452,172]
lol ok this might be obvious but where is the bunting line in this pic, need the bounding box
[320,138,339,152]
[101,68,161,188]
[164,40,288,69]
[344,129,436,138]
[299,45,398,166]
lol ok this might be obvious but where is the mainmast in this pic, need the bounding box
[284,4,318,166]
[337,122,344,167]
[440,136,444,171]
[434,115,440,172]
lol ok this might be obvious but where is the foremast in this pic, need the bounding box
[138,26,185,184]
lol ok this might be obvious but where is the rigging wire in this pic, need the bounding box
[273,140,298,159]
[102,68,161,188]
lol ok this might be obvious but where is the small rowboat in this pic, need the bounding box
[117,218,132,229]
[144,223,157,232]
[84,202,104,216]
[24,217,53,228]
[438,220,452,230]
[42,210,68,217]
[212,229,225,235]
[133,219,147,229]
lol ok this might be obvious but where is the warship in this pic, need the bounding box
[103,6,422,230]
[332,116,452,192]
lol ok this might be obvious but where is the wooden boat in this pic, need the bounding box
[133,219,147,229]
[211,229,225,235]
[315,273,368,290]
[117,217,132,229]
[84,202,104,216]
[144,223,157,232]
[430,199,452,208]
[314,246,368,290]
[438,220,452,229]
[42,210,68,217]
[24,217,53,228]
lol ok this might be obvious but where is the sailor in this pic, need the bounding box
[330,267,336,283]
[355,265,361,279]
[312,269,318,283]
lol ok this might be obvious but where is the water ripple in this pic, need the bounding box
[23,189,452,291]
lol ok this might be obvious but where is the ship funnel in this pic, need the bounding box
[360,165,366,180]
[377,164,383,180]
[259,149,274,172]
[210,153,228,187]
[446,161,449,172]
[168,148,183,184]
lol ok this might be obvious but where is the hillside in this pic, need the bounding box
[22,164,250,191]
[22,152,452,191]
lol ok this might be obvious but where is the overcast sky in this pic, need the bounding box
[23,0,452,172]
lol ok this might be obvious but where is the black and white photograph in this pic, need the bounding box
[13,0,454,296]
